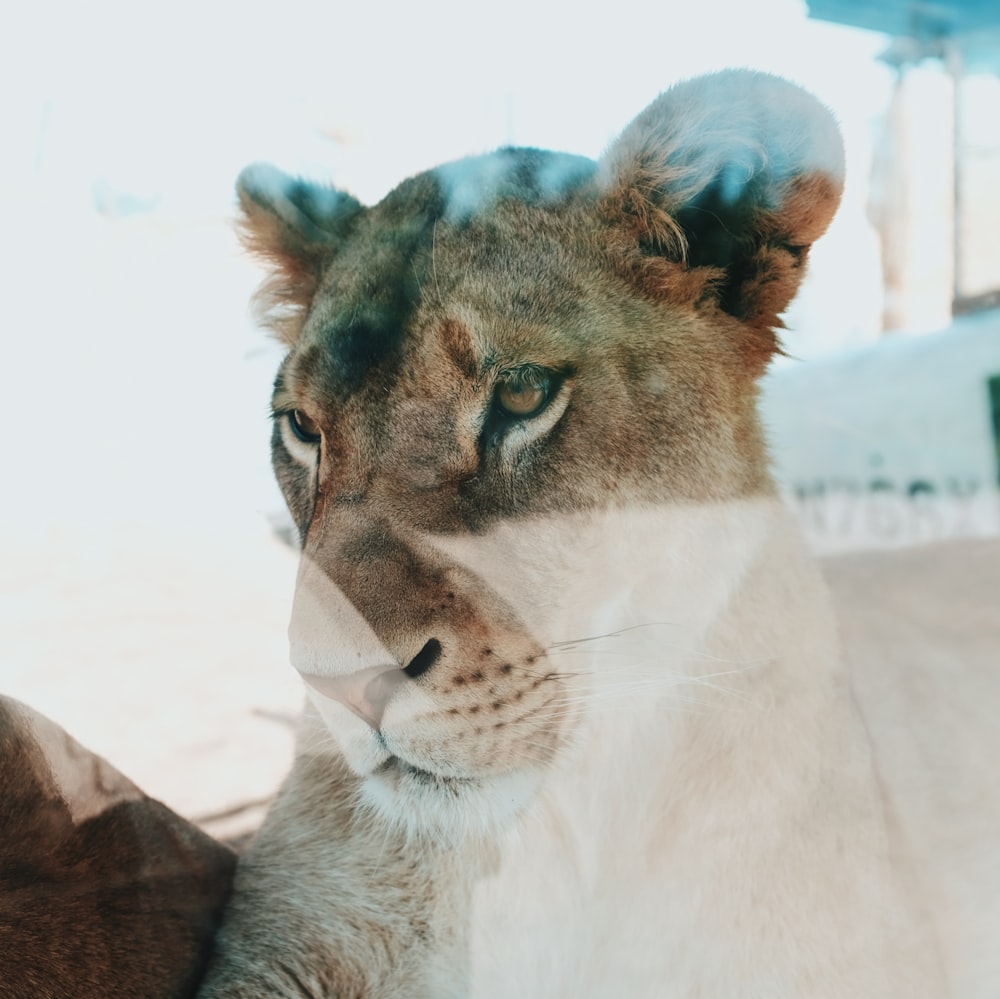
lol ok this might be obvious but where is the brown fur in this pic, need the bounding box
[0,697,235,999]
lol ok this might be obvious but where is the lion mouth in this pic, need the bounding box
[376,755,475,789]
[362,752,541,839]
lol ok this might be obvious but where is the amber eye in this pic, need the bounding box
[495,371,552,418]
[287,409,322,444]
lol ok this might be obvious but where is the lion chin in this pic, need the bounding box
[356,757,540,844]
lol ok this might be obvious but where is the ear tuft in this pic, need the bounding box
[236,164,363,344]
[597,70,844,343]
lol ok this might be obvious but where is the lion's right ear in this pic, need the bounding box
[594,71,844,369]
[236,164,363,344]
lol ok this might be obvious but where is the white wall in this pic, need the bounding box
[762,312,1000,552]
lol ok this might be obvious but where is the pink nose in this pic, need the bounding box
[299,666,408,729]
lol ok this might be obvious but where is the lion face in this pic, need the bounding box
[238,71,844,840]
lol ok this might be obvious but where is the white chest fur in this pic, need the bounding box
[460,516,948,998]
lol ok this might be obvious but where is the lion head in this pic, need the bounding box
[236,70,843,841]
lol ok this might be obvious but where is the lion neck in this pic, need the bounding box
[461,498,872,994]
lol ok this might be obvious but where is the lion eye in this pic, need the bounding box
[495,372,552,418]
[287,409,322,444]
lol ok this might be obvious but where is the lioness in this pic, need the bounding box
[199,71,1000,997]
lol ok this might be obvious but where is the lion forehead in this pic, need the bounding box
[291,219,606,414]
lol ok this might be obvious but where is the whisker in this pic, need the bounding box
[370,812,394,880]
[409,259,424,297]
[546,621,680,651]
[431,220,442,300]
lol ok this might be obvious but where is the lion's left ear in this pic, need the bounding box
[236,164,364,344]
[596,70,844,356]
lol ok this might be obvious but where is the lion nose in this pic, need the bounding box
[298,640,443,730]
[299,665,408,730]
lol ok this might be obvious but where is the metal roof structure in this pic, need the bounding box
[808,0,1000,71]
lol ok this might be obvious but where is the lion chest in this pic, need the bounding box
[463,730,686,998]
